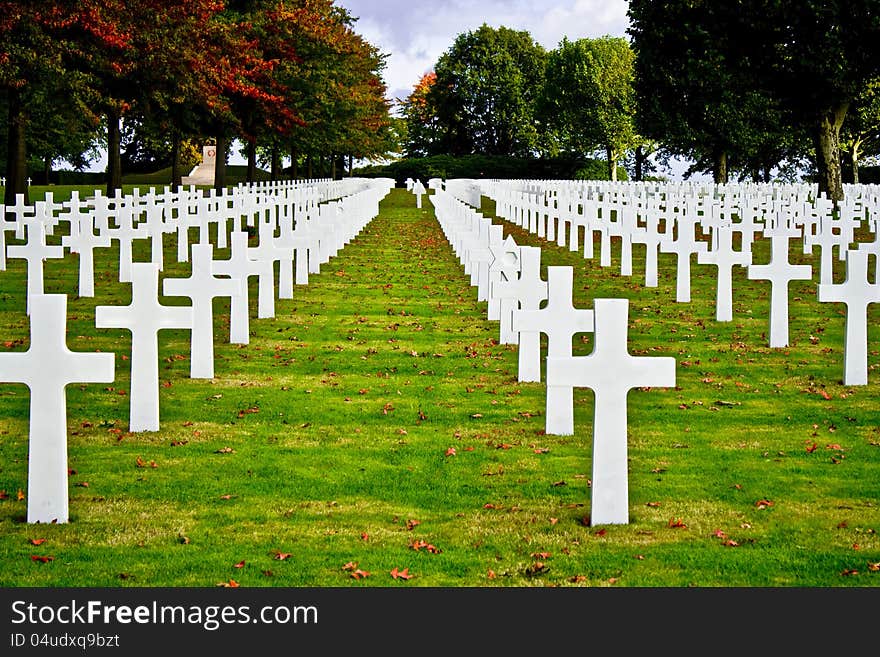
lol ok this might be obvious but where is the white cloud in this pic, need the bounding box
[339,0,631,102]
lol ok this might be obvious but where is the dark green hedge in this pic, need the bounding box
[353,154,628,187]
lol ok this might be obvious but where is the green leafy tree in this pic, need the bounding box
[400,72,439,157]
[628,0,785,184]
[630,0,880,199]
[755,1,880,201]
[541,36,636,181]
[429,24,547,157]
[840,77,880,184]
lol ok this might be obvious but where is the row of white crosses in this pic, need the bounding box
[479,179,880,386]
[0,178,395,524]
[431,188,676,525]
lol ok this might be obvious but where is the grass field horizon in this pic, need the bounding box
[0,184,878,587]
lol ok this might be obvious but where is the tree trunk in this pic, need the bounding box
[4,87,28,207]
[635,145,644,182]
[306,153,313,179]
[606,144,616,181]
[246,140,257,183]
[214,134,228,192]
[850,142,861,185]
[712,148,728,184]
[815,103,849,203]
[290,145,299,179]
[331,153,336,180]
[170,131,182,192]
[106,108,122,196]
[348,154,354,177]
[270,143,280,181]
[43,156,51,185]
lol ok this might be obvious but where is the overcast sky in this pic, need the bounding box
[337,0,632,104]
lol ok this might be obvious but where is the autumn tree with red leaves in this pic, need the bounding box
[1,0,395,193]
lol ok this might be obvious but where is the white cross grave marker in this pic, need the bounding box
[660,212,708,303]
[7,219,64,314]
[487,235,521,322]
[511,266,594,435]
[62,214,111,298]
[0,205,19,271]
[163,243,241,379]
[95,263,193,432]
[697,222,752,322]
[492,245,546,350]
[546,298,676,525]
[817,249,880,385]
[211,231,269,344]
[0,294,114,523]
[747,234,812,348]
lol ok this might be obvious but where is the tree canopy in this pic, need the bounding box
[0,0,396,199]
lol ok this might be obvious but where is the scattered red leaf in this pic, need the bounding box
[410,539,442,554]
[646,501,661,507]
[233,560,245,569]
[360,533,369,542]
[713,529,727,539]
[755,499,774,510]
[868,562,880,572]
[525,561,548,576]
[568,575,587,583]
[390,567,412,580]
[75,482,89,488]
[549,517,558,525]
[723,539,739,547]
[29,538,47,546]
[215,447,235,454]
[806,442,818,453]
[487,569,496,579]
[30,555,54,563]
[405,519,420,530]
[592,528,607,537]
[668,518,687,528]
[531,551,551,559]
[219,494,234,500]
[841,569,859,577]
[0,490,8,500]
[217,579,239,588]
[350,569,370,580]
[445,447,456,457]
[17,489,25,501]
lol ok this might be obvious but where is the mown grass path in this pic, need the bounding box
[0,186,878,587]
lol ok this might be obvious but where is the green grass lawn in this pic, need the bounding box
[0,185,878,587]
